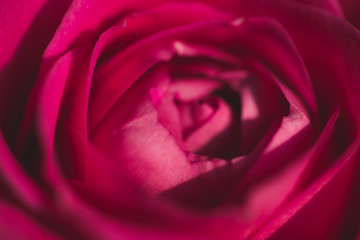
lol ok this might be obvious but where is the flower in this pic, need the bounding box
[1,0,360,239]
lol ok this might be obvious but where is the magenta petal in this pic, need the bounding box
[0,0,46,68]
[169,78,221,101]
[89,15,321,207]
[0,0,71,146]
[91,63,172,150]
[0,132,44,209]
[17,52,72,185]
[232,17,317,116]
[218,98,312,221]
[3,0,360,239]
[0,201,59,240]
[90,16,317,136]
[246,0,360,126]
[339,0,360,29]
[264,139,360,240]
[182,97,233,154]
[249,109,359,239]
[287,0,343,17]
[88,4,233,132]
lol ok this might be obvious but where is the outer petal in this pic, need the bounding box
[286,0,343,16]
[0,201,60,240]
[0,0,70,69]
[0,0,71,146]
[338,0,360,29]
[242,0,360,131]
[257,139,360,239]
[0,132,45,209]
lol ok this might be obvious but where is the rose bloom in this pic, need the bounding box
[1,0,360,239]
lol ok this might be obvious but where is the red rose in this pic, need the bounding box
[1,0,360,239]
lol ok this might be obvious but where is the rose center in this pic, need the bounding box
[153,79,244,160]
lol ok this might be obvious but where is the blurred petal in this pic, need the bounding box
[0,0,71,146]
[287,0,343,17]
[264,139,360,240]
[338,0,360,29]
[0,132,44,209]
[0,201,60,240]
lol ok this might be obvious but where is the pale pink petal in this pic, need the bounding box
[91,63,172,152]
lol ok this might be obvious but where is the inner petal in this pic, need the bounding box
[183,96,241,159]
[175,97,216,139]
[154,75,244,160]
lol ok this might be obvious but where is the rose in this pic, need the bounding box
[1,0,360,239]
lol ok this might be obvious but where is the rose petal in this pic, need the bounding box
[91,63,172,153]
[248,109,360,239]
[90,17,317,141]
[0,132,45,209]
[218,97,313,222]
[169,78,221,101]
[244,0,360,129]
[17,52,72,186]
[338,0,360,29]
[88,3,234,132]
[160,116,283,210]
[258,138,360,239]
[181,97,235,158]
[0,0,71,146]
[287,0,343,17]
[0,201,60,240]
[105,95,196,194]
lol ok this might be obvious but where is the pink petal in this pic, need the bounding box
[245,0,360,128]
[338,0,360,28]
[88,3,234,132]
[0,201,60,240]
[248,109,359,239]
[259,138,360,239]
[0,0,71,147]
[286,0,343,17]
[0,132,45,209]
